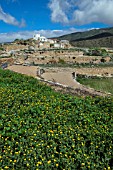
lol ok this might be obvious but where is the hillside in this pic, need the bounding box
[71,36,113,48]
[0,68,113,169]
[57,27,113,48]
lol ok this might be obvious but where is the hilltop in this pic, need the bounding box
[56,27,113,48]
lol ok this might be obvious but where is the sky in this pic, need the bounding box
[0,0,113,43]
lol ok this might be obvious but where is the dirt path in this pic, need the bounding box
[7,65,38,77]
[7,65,81,88]
[42,72,81,88]
[7,65,111,96]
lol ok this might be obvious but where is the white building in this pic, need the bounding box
[54,43,61,48]
[33,34,40,40]
[48,39,58,44]
[33,34,48,42]
[48,39,55,44]
[60,40,69,44]
[40,36,48,42]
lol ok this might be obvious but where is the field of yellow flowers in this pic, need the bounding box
[0,68,113,170]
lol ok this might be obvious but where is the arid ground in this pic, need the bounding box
[7,65,113,90]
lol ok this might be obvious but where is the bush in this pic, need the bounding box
[58,58,65,64]
[0,47,4,51]
[83,48,109,57]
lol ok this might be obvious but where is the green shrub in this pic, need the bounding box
[58,58,65,64]
[0,47,4,51]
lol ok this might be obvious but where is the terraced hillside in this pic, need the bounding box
[0,68,113,169]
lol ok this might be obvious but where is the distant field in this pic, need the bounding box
[77,77,113,94]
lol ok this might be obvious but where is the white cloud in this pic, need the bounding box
[0,28,85,43]
[48,0,113,26]
[48,0,70,24]
[0,31,33,43]
[0,6,26,27]
[73,0,113,25]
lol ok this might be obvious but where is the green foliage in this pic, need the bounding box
[50,44,54,48]
[58,58,65,64]
[110,55,113,61]
[83,48,109,57]
[0,47,4,51]
[77,77,113,94]
[0,69,113,169]
[0,56,11,58]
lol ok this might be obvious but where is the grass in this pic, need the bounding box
[77,77,113,94]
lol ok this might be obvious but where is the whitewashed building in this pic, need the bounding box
[40,36,48,42]
[33,34,40,40]
[48,39,55,44]
[54,43,61,48]
[33,34,48,42]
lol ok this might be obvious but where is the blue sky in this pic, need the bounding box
[0,0,113,42]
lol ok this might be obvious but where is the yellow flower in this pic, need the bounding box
[81,163,85,166]
[49,130,53,133]
[47,160,51,164]
[14,160,16,163]
[37,161,42,165]
[56,164,59,167]
[15,152,19,154]
[27,163,29,166]
[4,166,9,169]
